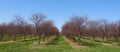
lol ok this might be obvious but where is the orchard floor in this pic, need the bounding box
[0,36,120,52]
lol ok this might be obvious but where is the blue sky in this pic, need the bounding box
[0,0,120,31]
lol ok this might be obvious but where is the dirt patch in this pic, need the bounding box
[40,36,56,44]
[63,36,87,50]
[30,36,56,49]
[101,43,112,46]
[0,41,14,44]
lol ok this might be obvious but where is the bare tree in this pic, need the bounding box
[14,15,27,41]
[62,16,87,44]
[70,16,87,45]
[30,13,46,44]
[88,20,99,40]
[40,20,59,41]
[0,23,5,40]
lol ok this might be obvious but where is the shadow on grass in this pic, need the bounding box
[71,37,102,47]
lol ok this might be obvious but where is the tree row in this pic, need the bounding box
[0,13,59,44]
[62,16,120,45]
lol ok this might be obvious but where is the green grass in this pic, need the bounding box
[71,37,120,52]
[36,36,79,52]
[0,36,120,52]
[0,38,36,52]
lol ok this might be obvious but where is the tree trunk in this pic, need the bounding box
[14,34,17,42]
[102,35,105,42]
[115,35,119,42]
[43,34,46,42]
[24,34,26,41]
[38,34,41,45]
[78,33,81,45]
[93,36,95,40]
[0,34,3,40]
[107,35,109,41]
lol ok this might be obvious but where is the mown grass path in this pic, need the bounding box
[37,36,79,52]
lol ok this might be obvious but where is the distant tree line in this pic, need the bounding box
[0,13,59,44]
[62,16,120,45]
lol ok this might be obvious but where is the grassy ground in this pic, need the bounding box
[70,37,120,52]
[0,35,36,42]
[0,36,78,52]
[0,36,120,52]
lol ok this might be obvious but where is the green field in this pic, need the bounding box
[0,36,120,52]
